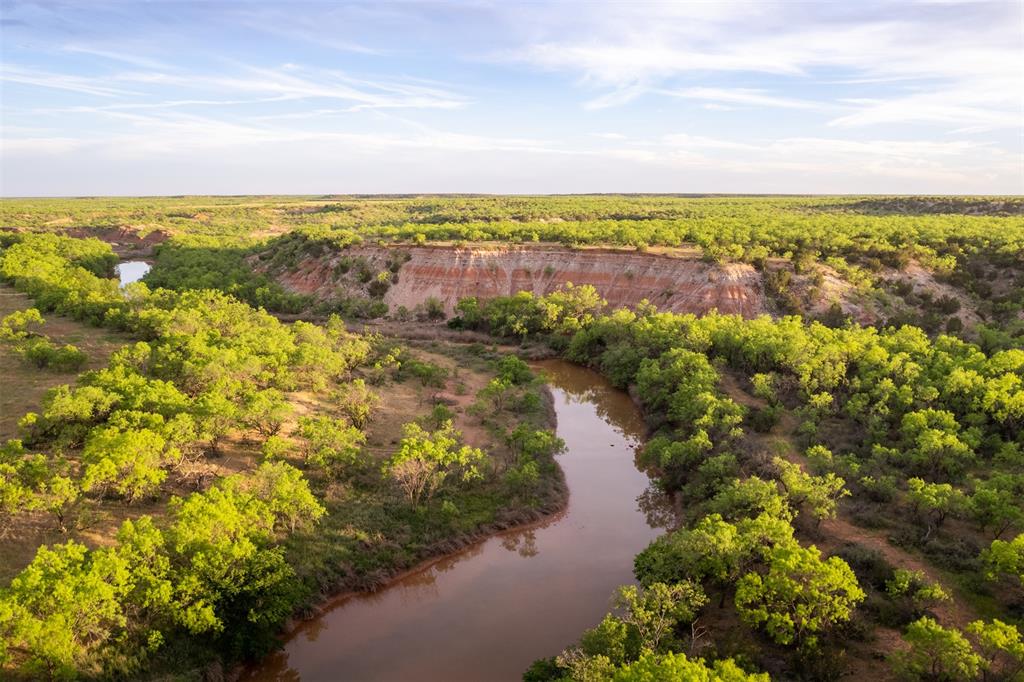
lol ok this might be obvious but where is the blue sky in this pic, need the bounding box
[1,0,1021,195]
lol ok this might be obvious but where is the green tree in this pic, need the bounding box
[968,475,1024,540]
[240,461,325,534]
[0,541,139,678]
[708,476,794,522]
[609,651,769,682]
[982,534,1024,587]
[167,479,301,643]
[907,478,968,534]
[503,424,565,474]
[578,615,636,668]
[900,409,975,481]
[334,378,380,429]
[241,389,292,439]
[40,475,79,532]
[735,543,865,648]
[382,420,485,506]
[885,569,951,619]
[613,581,707,653]
[634,513,794,607]
[774,457,849,529]
[0,307,45,340]
[891,617,983,681]
[81,427,175,502]
[966,619,1024,682]
[297,415,367,473]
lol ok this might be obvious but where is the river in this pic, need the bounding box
[247,359,670,681]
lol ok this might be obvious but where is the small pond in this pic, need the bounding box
[115,261,151,287]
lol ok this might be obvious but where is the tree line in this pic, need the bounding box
[456,285,1024,680]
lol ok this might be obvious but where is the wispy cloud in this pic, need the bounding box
[63,45,171,70]
[658,87,825,111]
[1,0,1020,194]
[1,65,138,98]
[497,1,1022,130]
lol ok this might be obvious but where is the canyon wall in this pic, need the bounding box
[273,245,766,318]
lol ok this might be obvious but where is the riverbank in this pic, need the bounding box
[244,360,668,682]
[219,356,568,680]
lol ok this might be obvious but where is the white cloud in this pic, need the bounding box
[828,79,1022,130]
[659,87,824,110]
[0,65,137,98]
[2,0,1020,195]
[497,1,1022,130]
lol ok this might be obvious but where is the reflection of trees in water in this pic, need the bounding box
[540,363,647,443]
[636,483,676,530]
[392,540,488,605]
[324,540,491,615]
[500,528,539,558]
[251,650,301,681]
[303,615,326,643]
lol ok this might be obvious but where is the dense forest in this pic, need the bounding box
[1,195,1022,680]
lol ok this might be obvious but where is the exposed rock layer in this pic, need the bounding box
[278,245,766,317]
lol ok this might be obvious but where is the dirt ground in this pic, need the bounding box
[0,285,131,441]
[717,371,984,678]
[0,299,509,584]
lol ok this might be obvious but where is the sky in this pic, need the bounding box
[1,0,1022,196]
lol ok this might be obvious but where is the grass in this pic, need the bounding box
[0,285,131,442]
[274,341,564,597]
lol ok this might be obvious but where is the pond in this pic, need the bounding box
[247,359,670,681]
[114,260,151,287]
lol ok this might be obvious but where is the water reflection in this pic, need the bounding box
[501,527,540,558]
[637,483,677,530]
[115,260,151,287]
[247,361,674,682]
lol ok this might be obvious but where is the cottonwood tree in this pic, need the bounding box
[613,581,708,653]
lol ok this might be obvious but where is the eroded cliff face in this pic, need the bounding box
[268,244,766,318]
[389,246,764,316]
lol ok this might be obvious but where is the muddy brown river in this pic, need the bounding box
[248,360,670,681]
